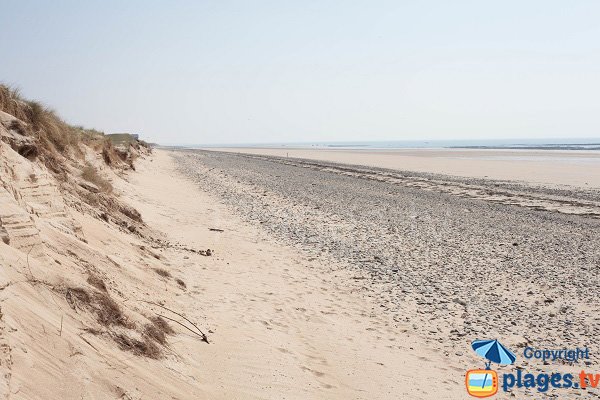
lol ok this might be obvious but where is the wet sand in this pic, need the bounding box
[206,147,600,189]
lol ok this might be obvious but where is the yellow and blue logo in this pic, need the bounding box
[466,339,516,398]
[466,369,498,398]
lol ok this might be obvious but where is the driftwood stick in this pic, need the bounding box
[157,314,208,343]
[140,300,209,343]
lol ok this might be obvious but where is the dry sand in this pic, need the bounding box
[171,148,600,399]
[207,147,600,189]
[125,150,471,399]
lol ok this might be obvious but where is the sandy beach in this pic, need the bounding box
[127,150,471,399]
[170,148,600,398]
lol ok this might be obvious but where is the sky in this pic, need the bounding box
[1,0,599,145]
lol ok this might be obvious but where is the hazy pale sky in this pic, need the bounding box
[1,1,599,144]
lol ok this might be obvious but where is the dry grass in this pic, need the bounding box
[65,287,92,310]
[1,85,79,165]
[86,274,107,292]
[153,268,171,278]
[0,85,28,120]
[150,316,175,335]
[79,127,105,145]
[117,202,143,222]
[143,316,175,345]
[1,84,149,227]
[64,286,133,329]
[143,325,167,345]
[8,119,27,135]
[18,144,39,160]
[81,163,113,193]
[0,84,127,168]
[101,139,123,166]
[113,333,161,359]
[94,292,134,328]
[19,99,80,155]
[80,191,100,207]
[64,286,170,359]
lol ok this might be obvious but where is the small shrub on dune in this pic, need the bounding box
[63,286,167,358]
[8,119,27,135]
[65,287,132,328]
[101,139,123,166]
[81,191,100,206]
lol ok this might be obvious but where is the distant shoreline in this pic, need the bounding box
[448,145,600,150]
[161,144,600,152]
[194,146,600,189]
[170,138,600,152]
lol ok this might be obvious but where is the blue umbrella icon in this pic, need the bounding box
[471,339,516,390]
[472,339,516,368]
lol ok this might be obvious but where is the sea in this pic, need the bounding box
[200,138,600,151]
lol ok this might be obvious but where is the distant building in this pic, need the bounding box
[110,133,139,140]
[106,133,140,147]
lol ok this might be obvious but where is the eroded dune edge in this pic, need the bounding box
[0,87,213,398]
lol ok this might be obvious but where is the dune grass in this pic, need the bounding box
[0,84,129,167]
[81,163,113,193]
